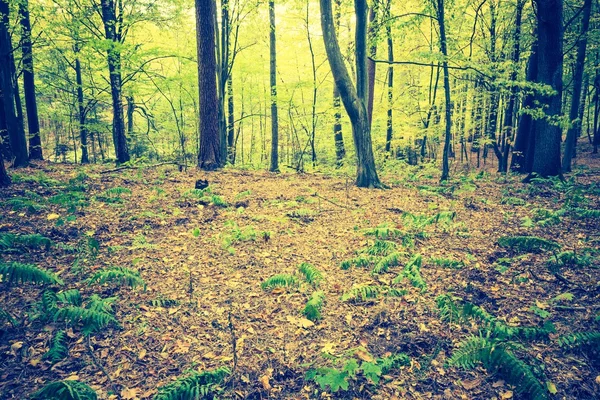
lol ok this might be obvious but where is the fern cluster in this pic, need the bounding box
[392,254,426,290]
[340,255,377,270]
[0,307,17,327]
[298,263,323,286]
[570,208,600,219]
[0,262,63,285]
[362,240,397,256]
[5,197,45,213]
[558,331,600,350]
[303,291,325,321]
[261,274,298,291]
[448,336,547,400]
[0,233,52,252]
[31,380,97,400]
[363,224,404,240]
[372,252,404,275]
[87,266,146,289]
[430,257,463,269]
[341,285,406,303]
[153,366,230,400]
[43,330,69,363]
[498,235,560,253]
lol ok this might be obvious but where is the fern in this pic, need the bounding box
[570,208,600,219]
[558,331,600,350]
[298,263,323,286]
[436,294,462,323]
[57,289,83,306]
[261,274,298,291]
[51,295,119,335]
[0,262,63,285]
[363,240,397,256]
[87,266,146,289]
[430,257,463,269]
[0,307,17,327]
[0,233,52,252]
[43,330,69,363]
[31,380,97,400]
[498,235,560,253]
[303,291,325,321]
[363,224,403,239]
[104,187,132,196]
[149,298,180,307]
[153,366,230,400]
[372,252,404,275]
[5,197,45,213]
[448,336,547,400]
[340,255,377,270]
[392,254,426,290]
[341,285,382,302]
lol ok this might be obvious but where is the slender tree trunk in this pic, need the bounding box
[529,0,563,177]
[435,0,452,182]
[366,3,378,126]
[593,68,599,153]
[196,0,221,169]
[332,0,345,163]
[227,75,235,163]
[74,54,89,163]
[269,0,279,172]
[385,8,393,154]
[19,0,42,160]
[100,0,129,164]
[320,0,381,187]
[500,0,524,173]
[562,0,592,172]
[0,148,9,186]
[0,0,27,167]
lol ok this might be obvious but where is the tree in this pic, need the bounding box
[100,0,130,164]
[562,0,592,172]
[319,0,381,188]
[384,0,393,153]
[332,0,345,163]
[0,0,28,167]
[528,0,564,178]
[0,147,9,186]
[268,0,279,173]
[433,0,453,182]
[19,0,42,160]
[196,0,221,170]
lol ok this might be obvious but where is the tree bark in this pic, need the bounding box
[196,0,221,170]
[562,0,591,172]
[19,0,42,160]
[268,0,279,172]
[100,0,129,165]
[366,4,378,126]
[320,0,381,187]
[385,6,393,154]
[0,148,9,186]
[75,53,89,163]
[529,0,564,177]
[0,0,28,167]
[332,0,345,163]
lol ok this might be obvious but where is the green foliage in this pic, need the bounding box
[31,380,97,400]
[4,197,45,213]
[298,263,322,286]
[148,298,180,307]
[12,171,61,187]
[546,250,594,273]
[392,254,426,290]
[0,233,52,252]
[153,366,230,400]
[0,307,17,327]
[500,196,527,206]
[570,208,600,219]
[430,256,463,269]
[96,187,132,203]
[132,234,156,249]
[363,224,403,240]
[49,294,119,335]
[49,191,89,212]
[261,274,298,291]
[87,266,146,289]
[340,255,377,270]
[57,289,83,306]
[498,236,560,253]
[372,252,403,275]
[303,291,325,321]
[341,285,406,303]
[531,208,565,227]
[0,262,63,285]
[43,330,69,363]
[221,222,256,251]
[558,331,600,350]
[362,240,396,256]
[448,336,547,400]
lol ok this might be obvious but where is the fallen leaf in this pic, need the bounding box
[500,391,513,399]
[546,381,557,394]
[461,378,482,390]
[138,349,147,360]
[596,375,600,385]
[355,349,375,363]
[121,387,140,400]
[10,341,23,356]
[47,213,60,221]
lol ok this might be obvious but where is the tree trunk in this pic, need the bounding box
[529,0,564,177]
[500,0,524,173]
[332,0,345,163]
[593,68,599,153]
[19,0,42,160]
[385,9,393,154]
[435,0,452,182]
[0,148,9,186]
[196,0,221,170]
[227,75,235,163]
[366,4,378,126]
[0,0,27,167]
[75,53,89,163]
[562,0,591,172]
[100,0,129,165]
[319,0,381,187]
[268,0,279,172]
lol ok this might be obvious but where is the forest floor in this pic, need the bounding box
[1,152,599,400]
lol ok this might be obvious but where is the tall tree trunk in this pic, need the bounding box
[529,0,563,177]
[486,1,503,165]
[562,0,592,172]
[268,0,279,172]
[100,0,129,164]
[320,0,381,187]
[332,0,345,163]
[500,0,524,173]
[385,6,393,154]
[593,67,599,153]
[0,147,9,186]
[435,0,452,182]
[196,0,221,169]
[227,75,235,163]
[512,28,538,172]
[0,0,27,167]
[19,0,42,160]
[74,54,89,163]
[366,4,378,126]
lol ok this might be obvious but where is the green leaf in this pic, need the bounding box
[315,369,349,392]
[361,361,383,384]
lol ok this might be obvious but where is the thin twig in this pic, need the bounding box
[311,192,351,209]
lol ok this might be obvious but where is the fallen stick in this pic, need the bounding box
[311,192,352,209]
[100,161,184,174]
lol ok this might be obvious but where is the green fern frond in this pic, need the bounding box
[43,330,69,363]
[372,252,404,275]
[5,197,45,213]
[153,366,230,400]
[378,353,410,373]
[363,240,397,256]
[261,274,298,291]
[392,254,426,290]
[436,294,462,323]
[341,285,382,302]
[303,291,325,321]
[148,298,180,307]
[498,235,560,253]
[0,233,52,252]
[0,307,18,327]
[0,262,63,285]
[430,257,464,269]
[56,289,83,306]
[87,266,146,290]
[298,263,323,286]
[558,331,600,350]
[103,187,132,196]
[385,288,408,298]
[31,380,97,400]
[363,224,403,239]
[340,255,377,270]
[52,295,119,335]
[570,208,600,219]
